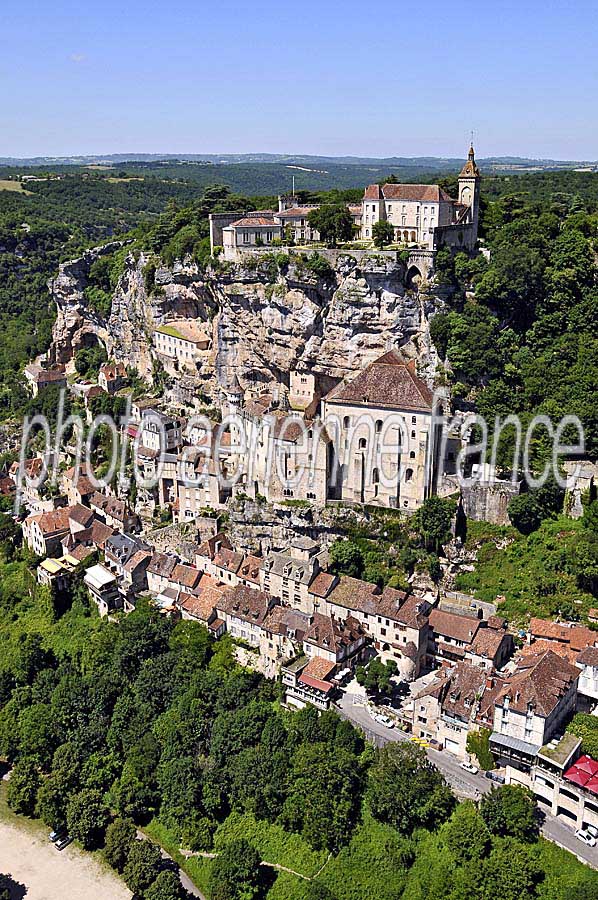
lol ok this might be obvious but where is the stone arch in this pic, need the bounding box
[405,265,422,290]
[403,230,409,242]
[410,231,416,242]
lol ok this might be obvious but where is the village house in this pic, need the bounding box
[490,649,580,777]
[23,506,72,556]
[23,364,66,397]
[153,320,211,373]
[98,361,127,394]
[138,409,183,453]
[303,612,367,666]
[216,584,277,647]
[321,576,430,680]
[260,538,325,613]
[195,532,233,573]
[260,605,311,675]
[84,563,121,616]
[36,553,81,592]
[146,551,178,595]
[89,492,140,533]
[282,655,338,711]
[575,645,598,710]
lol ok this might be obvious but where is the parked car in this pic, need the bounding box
[49,829,65,843]
[575,829,597,847]
[55,835,74,851]
[484,770,505,784]
[429,739,442,750]
[373,713,395,729]
[460,760,479,775]
[585,824,598,839]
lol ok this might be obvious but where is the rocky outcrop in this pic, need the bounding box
[50,246,445,392]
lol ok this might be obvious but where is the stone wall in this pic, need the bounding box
[460,479,521,526]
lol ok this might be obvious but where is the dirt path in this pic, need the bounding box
[0,820,131,900]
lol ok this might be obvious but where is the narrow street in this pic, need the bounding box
[335,693,598,870]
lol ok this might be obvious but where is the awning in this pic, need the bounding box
[490,731,541,757]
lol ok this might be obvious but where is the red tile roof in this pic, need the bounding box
[364,183,453,203]
[324,350,433,411]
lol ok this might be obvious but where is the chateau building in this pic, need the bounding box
[213,145,480,258]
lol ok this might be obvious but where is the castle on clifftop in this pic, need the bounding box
[210,145,481,259]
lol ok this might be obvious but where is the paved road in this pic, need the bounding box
[336,694,598,870]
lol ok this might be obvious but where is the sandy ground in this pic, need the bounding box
[0,820,132,900]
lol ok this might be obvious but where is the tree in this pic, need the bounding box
[480,785,538,842]
[123,840,164,896]
[104,817,137,873]
[567,713,598,758]
[328,539,363,578]
[507,493,542,534]
[66,788,110,849]
[479,838,542,900]
[6,757,41,816]
[466,728,495,771]
[145,870,183,900]
[282,744,362,850]
[355,658,397,695]
[372,220,395,249]
[366,742,455,834]
[415,497,455,553]
[440,801,490,862]
[208,839,261,900]
[307,204,353,247]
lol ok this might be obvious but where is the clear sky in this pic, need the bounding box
[2,0,597,159]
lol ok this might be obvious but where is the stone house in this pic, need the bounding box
[98,362,127,394]
[216,584,277,647]
[23,507,72,557]
[302,612,367,666]
[153,321,211,374]
[84,563,121,616]
[146,551,178,595]
[282,655,338,711]
[490,650,580,774]
[23,364,66,397]
[320,575,430,680]
[260,538,324,613]
[89,492,140,533]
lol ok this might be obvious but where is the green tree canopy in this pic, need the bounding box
[366,742,455,834]
[307,204,353,247]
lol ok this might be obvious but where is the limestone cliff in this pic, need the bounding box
[50,247,444,393]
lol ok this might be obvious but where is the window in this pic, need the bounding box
[365,229,369,237]
[401,216,406,226]
[411,430,416,439]
[358,438,367,449]
[243,232,250,244]
[375,419,382,433]
[372,468,379,483]
[343,416,350,428]
[381,627,387,636]
[409,450,416,459]
[405,468,413,482]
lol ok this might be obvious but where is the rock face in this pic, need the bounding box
[50,247,444,392]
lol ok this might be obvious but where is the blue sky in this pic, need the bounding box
[2,0,597,159]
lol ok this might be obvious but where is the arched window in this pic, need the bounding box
[358,438,367,449]
[410,451,416,459]
[372,468,379,483]
[405,468,413,482]
[375,419,383,433]
[307,429,313,439]
[412,416,417,424]
[343,416,350,429]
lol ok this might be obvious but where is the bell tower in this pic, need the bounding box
[458,143,481,242]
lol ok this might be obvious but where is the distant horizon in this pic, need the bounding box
[2,150,597,166]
